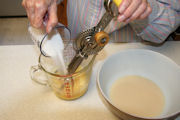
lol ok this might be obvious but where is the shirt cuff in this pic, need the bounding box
[130,0,180,43]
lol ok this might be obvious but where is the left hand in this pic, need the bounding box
[117,0,152,23]
[22,0,58,33]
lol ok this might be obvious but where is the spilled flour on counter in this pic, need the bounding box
[29,26,68,75]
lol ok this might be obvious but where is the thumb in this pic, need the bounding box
[46,1,58,33]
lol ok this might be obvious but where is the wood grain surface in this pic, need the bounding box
[57,0,67,26]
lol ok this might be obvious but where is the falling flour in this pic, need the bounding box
[29,26,68,75]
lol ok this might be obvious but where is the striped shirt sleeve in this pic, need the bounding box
[129,0,180,43]
[65,0,179,43]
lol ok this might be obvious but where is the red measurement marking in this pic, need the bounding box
[65,82,69,85]
[66,89,70,92]
[64,82,72,98]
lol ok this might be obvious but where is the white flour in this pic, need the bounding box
[29,26,68,75]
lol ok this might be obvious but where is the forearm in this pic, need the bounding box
[130,0,180,43]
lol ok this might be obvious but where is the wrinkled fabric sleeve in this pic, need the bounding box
[129,0,180,43]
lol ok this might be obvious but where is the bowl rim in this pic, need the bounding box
[96,48,180,120]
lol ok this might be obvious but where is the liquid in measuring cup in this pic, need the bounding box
[49,66,92,100]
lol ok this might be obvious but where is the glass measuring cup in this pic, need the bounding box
[30,23,96,100]
[31,54,95,100]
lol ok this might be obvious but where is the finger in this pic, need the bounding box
[26,7,35,27]
[22,0,33,25]
[25,0,36,27]
[123,0,142,20]
[28,11,36,27]
[28,14,36,27]
[118,0,131,14]
[22,0,26,7]
[127,0,148,22]
[139,4,152,19]
[26,0,35,15]
[34,0,48,28]
[46,1,58,33]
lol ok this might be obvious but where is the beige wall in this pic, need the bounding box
[0,0,26,16]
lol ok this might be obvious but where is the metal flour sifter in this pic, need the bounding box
[67,0,122,74]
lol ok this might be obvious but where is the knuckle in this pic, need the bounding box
[124,12,131,18]
[52,19,58,25]
[35,0,46,8]
[50,20,58,28]
[26,1,34,8]
[141,2,147,9]
[35,3,41,9]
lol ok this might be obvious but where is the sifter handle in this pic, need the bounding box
[67,55,84,74]
[113,0,123,6]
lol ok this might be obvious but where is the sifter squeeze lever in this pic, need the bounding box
[68,0,122,74]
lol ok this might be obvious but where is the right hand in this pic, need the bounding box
[22,0,58,33]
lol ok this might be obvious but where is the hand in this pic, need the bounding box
[22,0,58,33]
[117,0,152,23]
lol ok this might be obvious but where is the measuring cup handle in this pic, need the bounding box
[30,65,49,86]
